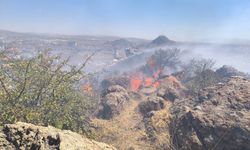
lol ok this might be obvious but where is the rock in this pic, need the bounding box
[138,96,165,117]
[0,122,116,150]
[157,75,185,101]
[157,87,180,101]
[0,132,15,149]
[170,77,250,150]
[97,85,129,119]
[101,76,130,90]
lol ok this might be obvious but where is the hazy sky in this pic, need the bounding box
[0,0,250,41]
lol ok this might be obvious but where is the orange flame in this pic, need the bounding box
[130,73,143,92]
[145,77,153,87]
[153,81,160,88]
[82,83,93,95]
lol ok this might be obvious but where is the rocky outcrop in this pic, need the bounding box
[0,132,15,149]
[157,87,180,102]
[97,85,130,119]
[101,76,130,90]
[138,96,165,117]
[170,76,250,150]
[157,75,185,102]
[0,122,116,150]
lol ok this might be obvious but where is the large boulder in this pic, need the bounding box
[171,76,250,150]
[101,76,130,90]
[157,75,185,101]
[0,122,116,150]
[157,87,180,102]
[138,96,165,117]
[97,85,129,119]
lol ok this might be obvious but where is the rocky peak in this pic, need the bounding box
[150,35,174,46]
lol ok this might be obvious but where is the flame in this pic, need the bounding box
[129,57,165,91]
[82,83,93,95]
[130,73,143,92]
[145,77,153,87]
[153,81,160,88]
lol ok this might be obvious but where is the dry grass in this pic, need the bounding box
[150,101,172,149]
[91,98,173,150]
[92,100,154,150]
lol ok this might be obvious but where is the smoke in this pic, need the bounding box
[102,43,250,77]
[179,44,250,73]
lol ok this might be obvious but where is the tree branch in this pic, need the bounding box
[14,59,32,101]
[0,77,11,98]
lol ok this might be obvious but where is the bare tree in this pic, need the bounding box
[182,58,219,93]
[141,48,181,77]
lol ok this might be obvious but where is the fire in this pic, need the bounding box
[82,83,93,95]
[145,77,153,87]
[130,73,143,92]
[153,81,160,88]
[130,74,161,91]
[129,56,167,91]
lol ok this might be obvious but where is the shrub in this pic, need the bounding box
[0,49,97,134]
[182,58,220,93]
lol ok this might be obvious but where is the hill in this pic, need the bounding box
[150,35,175,46]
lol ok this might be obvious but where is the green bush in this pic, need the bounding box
[0,50,97,134]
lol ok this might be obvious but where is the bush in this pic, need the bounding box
[150,48,181,70]
[0,49,97,134]
[141,48,181,77]
[182,58,220,93]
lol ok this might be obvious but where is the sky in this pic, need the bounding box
[0,0,250,41]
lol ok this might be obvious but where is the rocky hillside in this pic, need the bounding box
[0,76,249,150]
[0,122,116,150]
[91,76,185,150]
[91,76,250,150]
[171,76,250,150]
